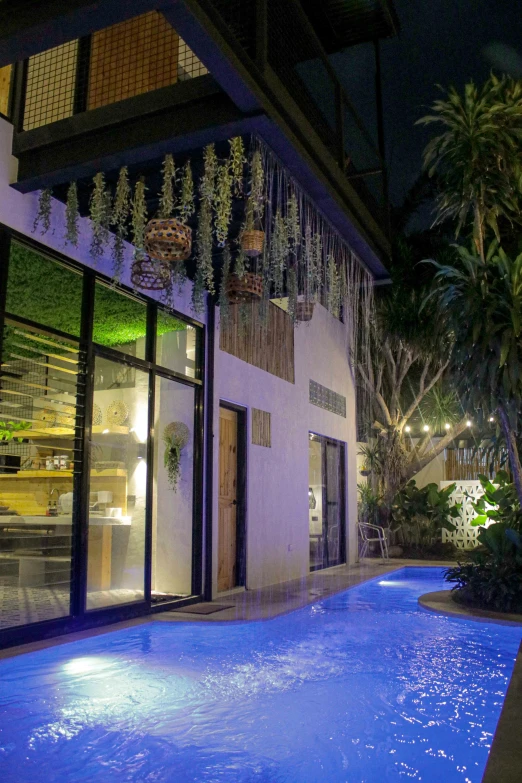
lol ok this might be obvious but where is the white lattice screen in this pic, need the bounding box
[440,480,484,549]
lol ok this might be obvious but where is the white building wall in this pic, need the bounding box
[213,303,358,594]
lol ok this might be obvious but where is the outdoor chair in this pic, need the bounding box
[358,522,389,561]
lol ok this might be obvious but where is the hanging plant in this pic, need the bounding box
[327,254,341,318]
[241,149,265,256]
[163,421,190,492]
[286,193,300,256]
[158,154,176,219]
[64,182,79,247]
[194,144,217,298]
[229,136,246,196]
[178,160,195,223]
[218,245,232,328]
[287,266,298,324]
[131,176,148,261]
[312,232,323,299]
[213,160,233,247]
[270,209,289,297]
[33,188,52,235]
[111,166,130,279]
[234,248,247,280]
[192,264,206,314]
[90,173,111,264]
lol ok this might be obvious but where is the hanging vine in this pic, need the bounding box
[33,188,52,235]
[90,173,111,264]
[327,254,341,318]
[159,154,176,219]
[270,209,289,297]
[286,193,300,256]
[64,182,79,247]
[213,160,233,247]
[131,176,148,261]
[218,245,232,328]
[111,166,130,279]
[244,149,264,231]
[229,136,246,196]
[194,144,217,301]
[178,160,195,223]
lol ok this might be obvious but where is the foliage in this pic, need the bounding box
[178,161,195,223]
[158,154,176,219]
[445,555,522,614]
[417,74,522,260]
[244,149,264,231]
[90,172,111,263]
[269,209,288,296]
[419,384,461,433]
[64,182,79,247]
[327,254,341,318]
[213,160,233,247]
[391,480,460,554]
[445,471,522,613]
[194,145,217,304]
[33,189,52,235]
[427,242,522,503]
[163,428,187,492]
[357,482,381,526]
[0,420,31,442]
[111,166,130,280]
[131,177,148,261]
[218,245,232,327]
[229,136,246,196]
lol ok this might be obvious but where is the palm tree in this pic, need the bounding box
[427,243,522,504]
[417,74,522,262]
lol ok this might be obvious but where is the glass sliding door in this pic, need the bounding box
[0,320,84,629]
[308,433,345,572]
[152,376,195,602]
[86,354,149,609]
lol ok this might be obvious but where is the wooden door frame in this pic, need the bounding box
[219,401,247,588]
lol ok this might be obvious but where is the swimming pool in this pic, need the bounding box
[0,567,520,782]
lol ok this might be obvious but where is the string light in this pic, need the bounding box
[466,420,472,427]
[405,425,411,433]
[489,416,494,422]
[444,423,451,430]
[423,424,430,432]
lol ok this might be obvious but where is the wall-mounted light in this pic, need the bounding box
[308,487,316,510]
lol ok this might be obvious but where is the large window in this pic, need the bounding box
[0,236,203,637]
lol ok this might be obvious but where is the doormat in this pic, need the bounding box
[170,602,234,615]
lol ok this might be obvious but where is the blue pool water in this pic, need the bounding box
[0,567,521,782]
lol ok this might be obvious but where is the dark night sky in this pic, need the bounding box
[332,0,522,210]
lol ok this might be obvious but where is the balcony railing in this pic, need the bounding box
[206,0,387,222]
[16,11,208,132]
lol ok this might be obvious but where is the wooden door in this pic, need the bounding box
[218,407,238,592]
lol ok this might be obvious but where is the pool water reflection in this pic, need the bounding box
[0,567,520,782]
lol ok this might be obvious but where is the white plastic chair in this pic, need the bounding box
[358,522,389,560]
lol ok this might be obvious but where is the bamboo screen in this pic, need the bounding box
[252,409,271,447]
[445,448,504,481]
[220,302,295,384]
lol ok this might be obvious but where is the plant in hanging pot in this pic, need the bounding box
[145,154,193,263]
[163,421,190,492]
[240,149,265,257]
[111,166,130,280]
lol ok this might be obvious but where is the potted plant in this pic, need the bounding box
[240,149,265,257]
[145,154,193,263]
[163,421,190,492]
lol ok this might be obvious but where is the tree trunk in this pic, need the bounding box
[498,405,522,507]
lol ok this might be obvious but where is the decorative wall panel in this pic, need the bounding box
[252,409,271,448]
[440,480,484,549]
[309,380,346,418]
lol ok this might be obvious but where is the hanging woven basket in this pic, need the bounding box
[226,272,263,304]
[144,218,192,262]
[296,301,315,322]
[131,258,171,291]
[164,421,190,449]
[240,229,264,258]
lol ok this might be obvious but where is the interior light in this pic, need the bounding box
[102,428,109,434]
[423,424,430,432]
[405,425,411,433]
